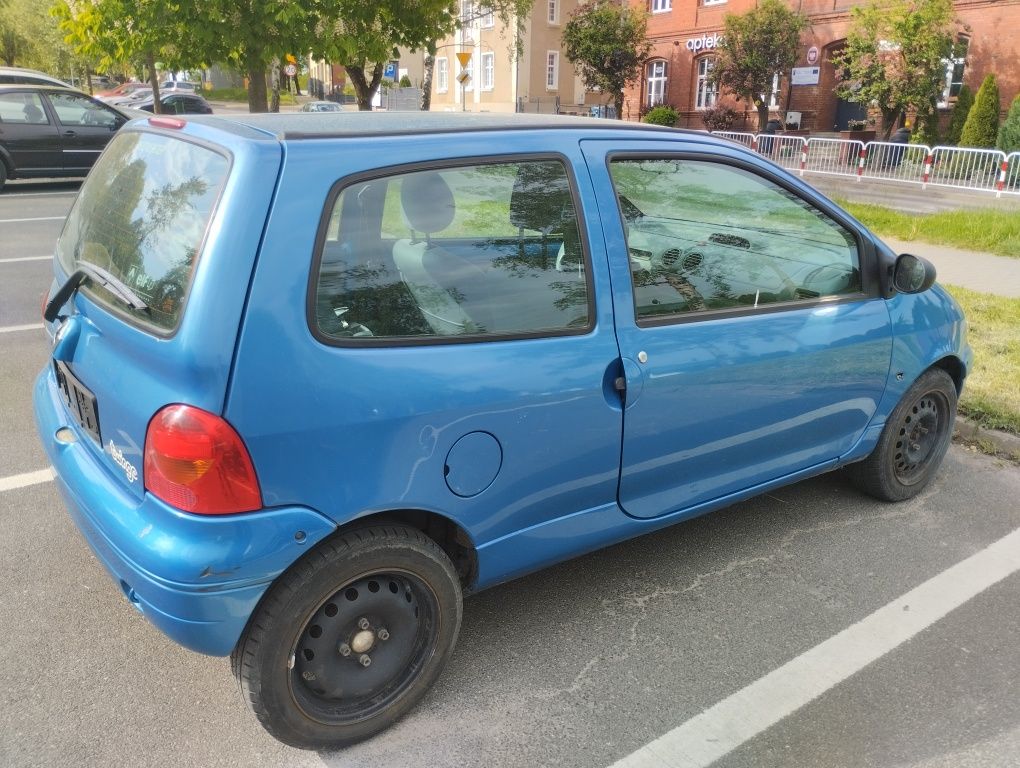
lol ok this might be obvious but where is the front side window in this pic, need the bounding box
[437,58,449,92]
[695,57,717,109]
[313,159,590,342]
[47,92,119,127]
[646,60,668,107]
[609,158,861,322]
[546,52,559,89]
[0,91,49,124]
[481,52,495,90]
[55,131,229,331]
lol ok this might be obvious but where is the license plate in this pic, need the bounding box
[54,360,101,444]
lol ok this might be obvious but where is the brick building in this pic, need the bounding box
[626,0,1020,133]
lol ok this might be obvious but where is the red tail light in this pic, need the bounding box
[144,405,262,515]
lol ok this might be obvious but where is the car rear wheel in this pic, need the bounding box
[231,524,462,750]
[0,160,8,192]
[849,368,957,501]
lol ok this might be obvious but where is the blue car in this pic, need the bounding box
[35,112,970,749]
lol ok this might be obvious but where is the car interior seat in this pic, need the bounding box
[392,172,491,335]
[508,163,581,271]
[22,103,45,124]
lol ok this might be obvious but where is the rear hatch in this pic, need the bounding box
[44,119,282,499]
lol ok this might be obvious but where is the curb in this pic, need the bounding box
[954,415,1020,459]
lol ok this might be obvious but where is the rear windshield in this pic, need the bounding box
[56,130,229,332]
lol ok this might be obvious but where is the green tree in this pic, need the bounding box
[55,0,204,111]
[997,94,1020,153]
[959,73,1001,148]
[0,0,53,67]
[943,83,973,145]
[832,0,958,139]
[710,0,807,132]
[562,0,651,120]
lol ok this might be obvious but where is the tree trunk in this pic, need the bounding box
[420,46,436,111]
[614,92,624,120]
[84,63,93,95]
[880,107,901,140]
[757,102,770,134]
[294,73,302,96]
[146,51,161,114]
[270,57,281,113]
[347,63,384,111]
[247,55,268,113]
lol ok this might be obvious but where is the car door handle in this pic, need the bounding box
[63,130,77,137]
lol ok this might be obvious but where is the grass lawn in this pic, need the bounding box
[204,87,297,106]
[836,200,1020,259]
[944,285,1020,435]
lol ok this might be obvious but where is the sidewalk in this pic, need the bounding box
[805,174,1020,215]
[881,237,1020,297]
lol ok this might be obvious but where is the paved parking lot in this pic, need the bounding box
[1,180,1018,768]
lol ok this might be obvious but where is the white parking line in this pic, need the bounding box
[0,323,44,334]
[0,256,51,263]
[0,468,55,493]
[0,216,66,224]
[610,525,1020,768]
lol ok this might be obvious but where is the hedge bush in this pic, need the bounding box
[943,84,972,146]
[959,74,1000,148]
[997,95,1020,153]
[642,105,679,127]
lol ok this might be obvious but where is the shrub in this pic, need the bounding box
[398,74,412,88]
[959,74,1001,148]
[701,104,739,131]
[642,105,679,127]
[911,102,939,145]
[943,84,973,145]
[996,95,1020,153]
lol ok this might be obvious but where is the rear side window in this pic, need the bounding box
[313,159,591,342]
[56,131,229,332]
[0,91,49,124]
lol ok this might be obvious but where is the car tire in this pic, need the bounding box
[231,524,463,750]
[0,160,8,192]
[848,368,957,502]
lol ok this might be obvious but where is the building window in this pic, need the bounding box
[695,57,717,109]
[481,3,494,27]
[546,51,559,90]
[646,60,668,107]
[703,0,727,6]
[548,0,559,24]
[940,36,969,106]
[461,0,475,20]
[437,58,449,93]
[482,52,494,90]
[651,0,672,12]
[764,72,780,109]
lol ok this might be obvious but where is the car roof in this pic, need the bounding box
[182,111,717,143]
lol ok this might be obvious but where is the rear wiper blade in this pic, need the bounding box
[43,262,149,322]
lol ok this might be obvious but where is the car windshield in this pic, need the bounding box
[55,131,229,332]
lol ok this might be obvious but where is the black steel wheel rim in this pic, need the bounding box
[290,571,440,725]
[892,390,950,485]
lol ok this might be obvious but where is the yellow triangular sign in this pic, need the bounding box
[456,52,473,67]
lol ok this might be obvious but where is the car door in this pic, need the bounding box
[44,90,124,173]
[0,89,62,173]
[582,139,893,519]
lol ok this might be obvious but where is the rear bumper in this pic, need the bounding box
[34,367,336,656]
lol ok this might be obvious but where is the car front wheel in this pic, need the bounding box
[849,367,957,501]
[231,524,463,749]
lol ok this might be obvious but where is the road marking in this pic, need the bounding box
[0,255,51,263]
[0,216,66,224]
[609,525,1020,768]
[0,468,55,493]
[0,323,43,334]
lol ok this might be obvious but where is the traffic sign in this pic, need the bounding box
[456,71,471,85]
[383,62,398,80]
[456,52,472,68]
[284,63,297,77]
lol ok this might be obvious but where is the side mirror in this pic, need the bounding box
[893,253,937,294]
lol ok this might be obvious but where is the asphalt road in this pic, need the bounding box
[1,182,1018,768]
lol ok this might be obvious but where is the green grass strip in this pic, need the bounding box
[944,285,1020,435]
[837,200,1020,259]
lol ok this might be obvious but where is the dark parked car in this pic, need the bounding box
[0,84,134,191]
[136,92,212,115]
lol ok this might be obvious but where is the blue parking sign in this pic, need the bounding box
[383,62,397,80]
